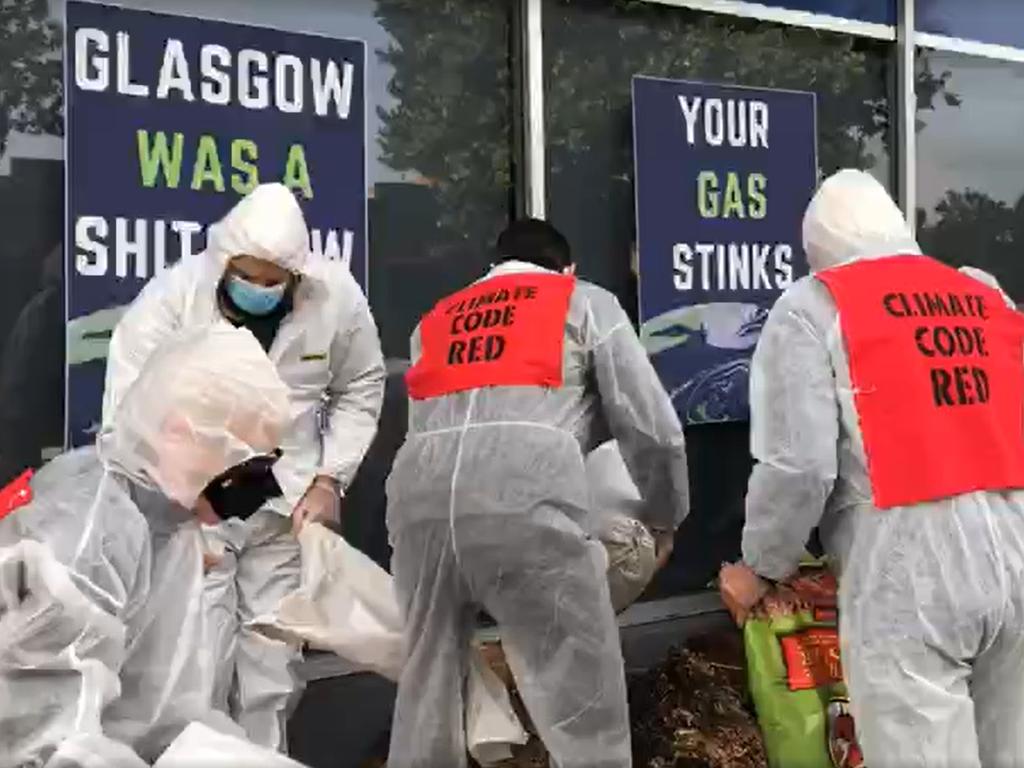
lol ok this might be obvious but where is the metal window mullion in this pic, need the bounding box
[521,0,546,219]
[897,0,916,231]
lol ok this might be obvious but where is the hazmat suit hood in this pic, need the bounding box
[98,323,291,509]
[205,183,311,273]
[802,169,920,273]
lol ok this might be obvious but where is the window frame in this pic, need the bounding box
[518,0,1024,230]
[517,0,1024,624]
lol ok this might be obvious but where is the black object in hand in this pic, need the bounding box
[202,451,284,521]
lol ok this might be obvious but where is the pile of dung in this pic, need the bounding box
[629,633,767,768]
[363,632,766,768]
[487,632,766,768]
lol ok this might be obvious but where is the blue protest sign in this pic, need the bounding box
[64,0,367,446]
[633,76,817,424]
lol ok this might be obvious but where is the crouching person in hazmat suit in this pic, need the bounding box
[385,219,690,768]
[0,323,292,766]
[101,183,385,750]
[723,169,1024,768]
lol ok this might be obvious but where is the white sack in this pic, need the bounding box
[466,648,529,766]
[251,524,528,760]
[585,440,659,612]
[250,523,404,680]
[585,440,643,519]
[152,723,307,768]
[597,513,657,613]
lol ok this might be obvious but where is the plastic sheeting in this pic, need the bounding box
[0,450,151,621]
[0,538,138,768]
[252,523,403,680]
[41,735,149,768]
[104,510,244,761]
[0,452,243,765]
[100,323,290,510]
[153,722,308,768]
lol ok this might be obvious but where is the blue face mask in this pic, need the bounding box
[226,274,287,316]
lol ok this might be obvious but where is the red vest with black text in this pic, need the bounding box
[816,255,1024,508]
[406,273,575,400]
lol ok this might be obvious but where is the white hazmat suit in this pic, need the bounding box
[0,324,291,766]
[386,260,689,768]
[102,184,385,749]
[742,169,1024,768]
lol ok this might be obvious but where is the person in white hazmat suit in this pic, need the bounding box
[101,183,386,750]
[385,219,689,768]
[723,169,1024,768]
[0,323,292,766]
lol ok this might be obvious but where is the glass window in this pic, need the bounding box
[544,0,895,595]
[0,0,515,485]
[916,50,1024,302]
[0,0,64,484]
[757,0,893,25]
[917,0,1024,49]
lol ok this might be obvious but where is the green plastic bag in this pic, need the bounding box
[745,608,833,768]
[744,562,862,768]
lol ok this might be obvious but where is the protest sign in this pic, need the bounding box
[65,0,366,445]
[633,76,817,423]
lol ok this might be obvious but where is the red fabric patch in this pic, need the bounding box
[0,469,34,521]
[406,273,575,400]
[818,255,1024,509]
[780,627,844,691]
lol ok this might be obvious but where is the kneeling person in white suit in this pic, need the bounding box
[0,324,291,766]
[102,184,386,750]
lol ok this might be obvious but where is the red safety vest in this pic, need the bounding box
[406,273,575,400]
[817,255,1024,508]
[0,469,34,521]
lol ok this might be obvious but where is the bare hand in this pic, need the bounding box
[719,562,770,627]
[291,476,341,536]
[654,530,675,572]
[193,494,221,526]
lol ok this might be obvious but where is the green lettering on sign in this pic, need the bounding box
[191,134,225,192]
[283,143,313,200]
[231,139,260,195]
[137,130,184,189]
